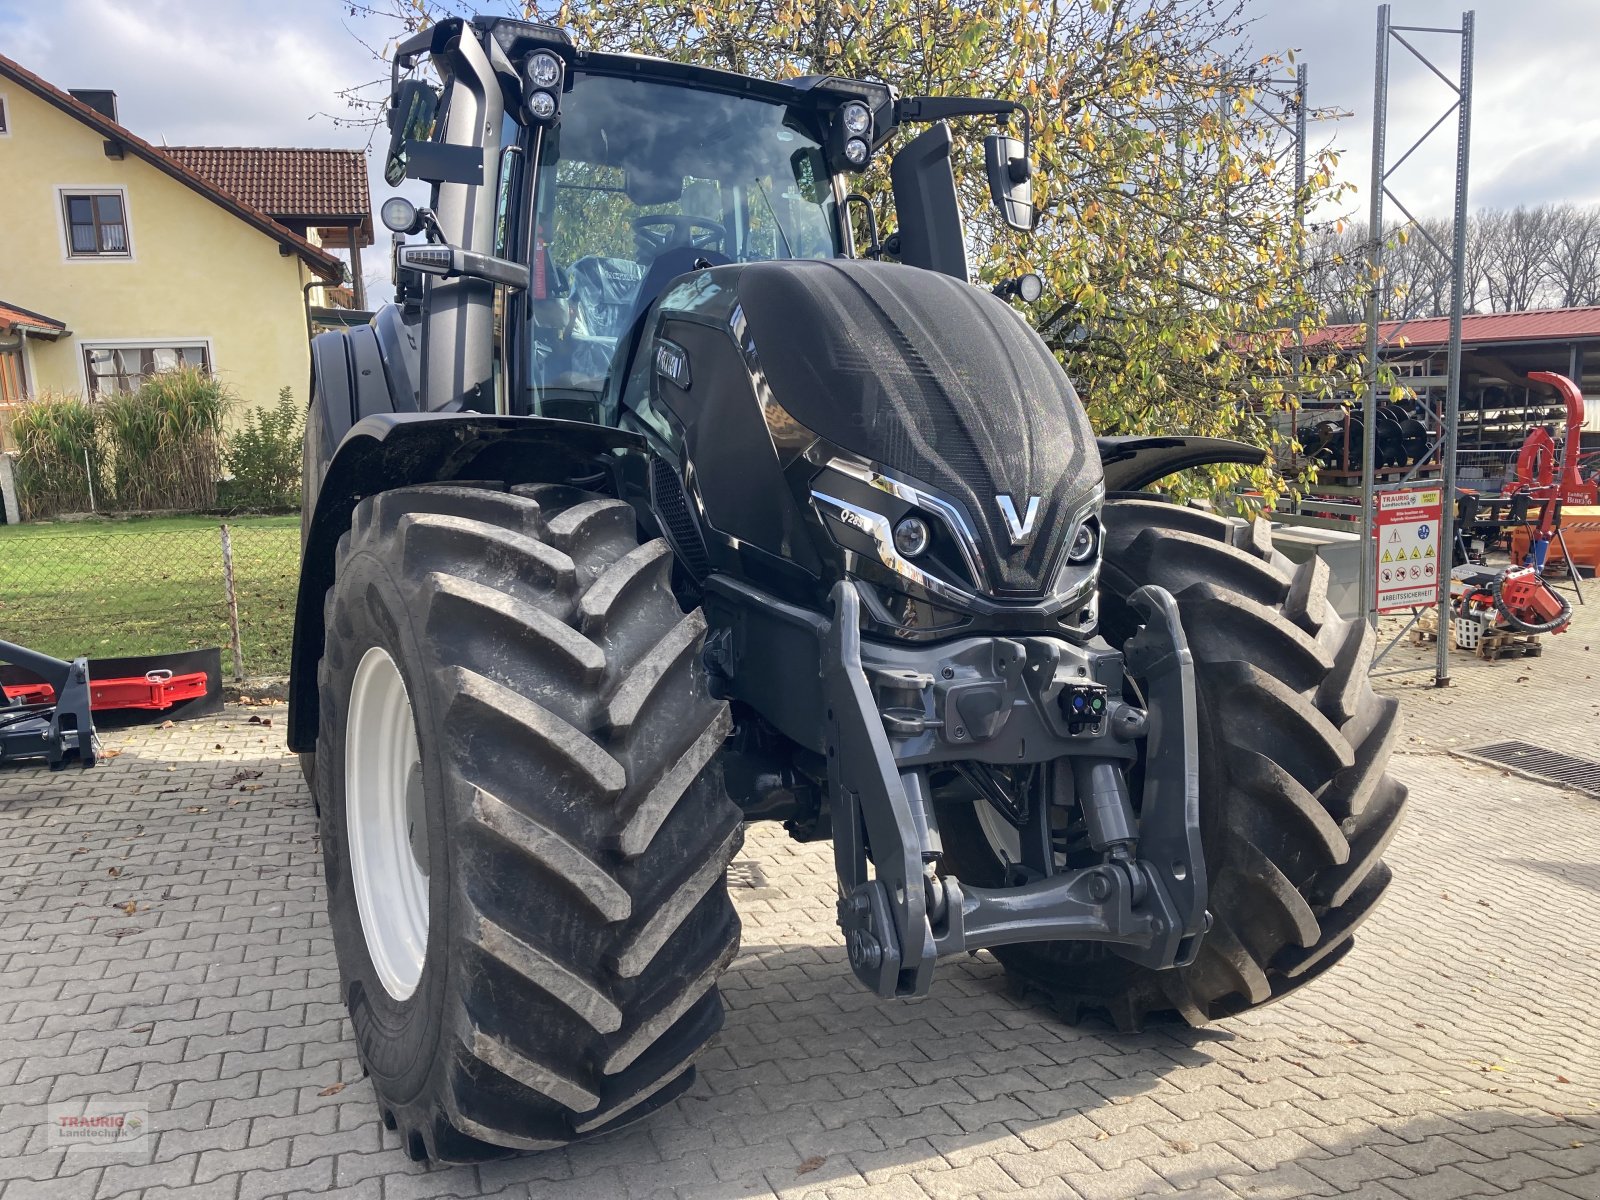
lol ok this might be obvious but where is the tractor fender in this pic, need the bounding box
[1096,435,1265,494]
[304,310,422,509]
[287,412,645,750]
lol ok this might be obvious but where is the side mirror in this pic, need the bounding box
[397,244,530,291]
[984,133,1034,232]
[384,79,440,187]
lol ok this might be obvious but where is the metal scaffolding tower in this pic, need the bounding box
[1360,5,1475,687]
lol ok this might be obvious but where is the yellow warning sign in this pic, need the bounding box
[1373,485,1444,613]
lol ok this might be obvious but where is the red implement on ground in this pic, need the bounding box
[1,669,211,712]
[1454,565,1573,637]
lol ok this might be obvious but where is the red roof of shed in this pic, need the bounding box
[1308,306,1600,350]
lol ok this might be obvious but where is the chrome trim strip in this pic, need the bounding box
[811,490,982,609]
[825,457,990,591]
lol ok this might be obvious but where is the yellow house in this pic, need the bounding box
[0,54,348,415]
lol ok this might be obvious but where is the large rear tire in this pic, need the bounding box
[314,483,741,1161]
[938,499,1406,1031]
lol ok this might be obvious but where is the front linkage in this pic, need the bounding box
[0,639,96,770]
[822,582,1210,998]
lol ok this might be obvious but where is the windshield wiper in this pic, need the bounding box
[752,175,795,259]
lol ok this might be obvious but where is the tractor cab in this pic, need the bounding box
[518,65,851,413]
[377,16,1034,425]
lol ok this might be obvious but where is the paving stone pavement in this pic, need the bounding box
[3,600,1599,1200]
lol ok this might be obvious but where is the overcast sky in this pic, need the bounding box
[1246,0,1600,220]
[4,0,1598,296]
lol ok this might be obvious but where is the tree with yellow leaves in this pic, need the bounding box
[350,0,1355,499]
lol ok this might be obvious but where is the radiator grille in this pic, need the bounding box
[649,457,710,580]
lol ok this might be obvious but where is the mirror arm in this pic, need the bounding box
[894,95,1033,167]
[414,208,445,243]
[390,24,448,99]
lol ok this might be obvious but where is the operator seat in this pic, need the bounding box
[568,255,645,341]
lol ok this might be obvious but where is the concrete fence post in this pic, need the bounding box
[0,453,18,525]
[219,523,245,683]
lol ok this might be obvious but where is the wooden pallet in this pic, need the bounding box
[1412,614,1543,661]
[1476,628,1544,661]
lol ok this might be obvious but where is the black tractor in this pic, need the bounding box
[290,15,1406,1162]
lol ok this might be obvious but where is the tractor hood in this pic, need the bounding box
[736,259,1101,596]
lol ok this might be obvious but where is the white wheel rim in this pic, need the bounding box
[346,646,429,1001]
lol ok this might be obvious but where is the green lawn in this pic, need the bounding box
[0,515,300,675]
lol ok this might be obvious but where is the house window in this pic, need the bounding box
[62,191,130,257]
[0,97,9,135]
[82,343,210,395]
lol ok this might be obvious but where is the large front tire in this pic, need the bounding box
[939,499,1406,1031]
[314,483,741,1161]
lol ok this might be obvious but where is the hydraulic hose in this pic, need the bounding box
[1491,570,1572,635]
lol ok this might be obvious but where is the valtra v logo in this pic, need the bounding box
[996,495,1041,546]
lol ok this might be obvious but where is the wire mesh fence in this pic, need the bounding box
[0,517,300,677]
[1455,448,1520,492]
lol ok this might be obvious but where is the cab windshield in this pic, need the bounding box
[526,72,844,400]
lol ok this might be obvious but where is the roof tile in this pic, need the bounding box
[0,301,67,333]
[163,147,371,223]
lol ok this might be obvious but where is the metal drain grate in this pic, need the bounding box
[1457,741,1600,797]
[727,859,770,889]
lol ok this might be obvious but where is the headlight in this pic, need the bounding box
[842,101,872,137]
[527,89,557,121]
[844,137,870,166]
[380,196,418,234]
[811,464,984,603]
[1067,520,1099,563]
[526,52,561,89]
[893,516,930,557]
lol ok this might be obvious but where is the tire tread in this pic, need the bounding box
[317,484,740,1161]
[971,498,1407,1030]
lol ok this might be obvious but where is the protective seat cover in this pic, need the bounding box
[568,255,645,340]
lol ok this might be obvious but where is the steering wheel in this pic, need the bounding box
[632,214,727,258]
